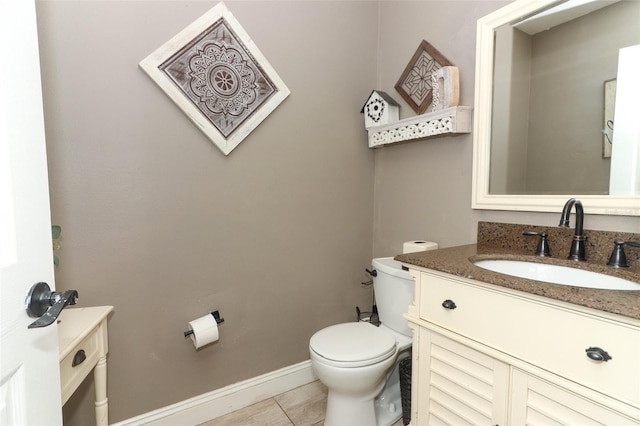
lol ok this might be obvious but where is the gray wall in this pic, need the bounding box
[36,0,640,424]
[37,1,377,423]
[373,0,512,256]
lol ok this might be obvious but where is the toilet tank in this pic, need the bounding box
[371,257,415,337]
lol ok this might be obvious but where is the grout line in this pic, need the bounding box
[273,398,296,426]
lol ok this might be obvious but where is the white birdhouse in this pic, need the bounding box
[360,90,400,129]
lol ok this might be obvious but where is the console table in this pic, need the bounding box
[58,306,114,426]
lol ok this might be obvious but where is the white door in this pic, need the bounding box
[0,0,63,424]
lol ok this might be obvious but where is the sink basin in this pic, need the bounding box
[474,260,640,290]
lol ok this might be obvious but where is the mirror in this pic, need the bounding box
[472,0,640,215]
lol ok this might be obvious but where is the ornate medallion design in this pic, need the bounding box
[139,2,290,155]
[395,40,453,114]
[160,18,276,138]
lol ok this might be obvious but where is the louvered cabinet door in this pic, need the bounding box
[509,368,639,425]
[416,328,509,426]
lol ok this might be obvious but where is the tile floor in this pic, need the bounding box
[199,380,404,426]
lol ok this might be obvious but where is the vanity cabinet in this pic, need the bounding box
[414,327,509,424]
[509,367,636,425]
[405,268,640,425]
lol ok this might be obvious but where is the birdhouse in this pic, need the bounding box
[360,90,400,129]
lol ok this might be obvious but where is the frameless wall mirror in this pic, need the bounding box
[472,0,640,215]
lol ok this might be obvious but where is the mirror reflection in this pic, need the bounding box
[489,0,640,195]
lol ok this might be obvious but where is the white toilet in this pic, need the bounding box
[309,256,420,426]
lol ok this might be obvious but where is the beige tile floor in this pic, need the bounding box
[199,380,404,426]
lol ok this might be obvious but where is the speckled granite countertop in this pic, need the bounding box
[395,222,640,321]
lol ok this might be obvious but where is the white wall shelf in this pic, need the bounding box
[366,106,472,148]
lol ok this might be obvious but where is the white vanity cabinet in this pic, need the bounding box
[405,268,640,425]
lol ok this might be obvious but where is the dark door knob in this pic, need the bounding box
[25,282,79,328]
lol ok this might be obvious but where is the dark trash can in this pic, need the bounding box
[399,356,412,425]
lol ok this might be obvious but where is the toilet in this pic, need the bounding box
[309,250,434,426]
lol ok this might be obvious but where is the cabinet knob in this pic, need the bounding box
[441,299,457,310]
[585,347,611,362]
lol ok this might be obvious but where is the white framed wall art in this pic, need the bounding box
[139,2,290,155]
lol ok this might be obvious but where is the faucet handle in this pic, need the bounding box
[608,240,640,268]
[523,231,551,257]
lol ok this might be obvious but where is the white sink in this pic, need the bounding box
[474,260,640,290]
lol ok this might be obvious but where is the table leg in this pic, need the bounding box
[94,355,108,426]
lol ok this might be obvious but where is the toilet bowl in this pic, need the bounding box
[310,322,399,425]
[309,255,426,426]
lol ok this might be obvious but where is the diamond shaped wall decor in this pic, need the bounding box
[395,40,453,114]
[139,2,290,155]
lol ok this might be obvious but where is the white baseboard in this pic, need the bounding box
[112,360,316,426]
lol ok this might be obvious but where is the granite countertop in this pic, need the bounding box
[394,222,640,321]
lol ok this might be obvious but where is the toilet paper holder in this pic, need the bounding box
[184,310,224,337]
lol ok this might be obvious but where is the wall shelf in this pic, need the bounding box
[366,106,472,148]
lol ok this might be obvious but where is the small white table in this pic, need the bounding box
[58,306,114,426]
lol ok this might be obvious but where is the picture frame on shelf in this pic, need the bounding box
[395,40,453,114]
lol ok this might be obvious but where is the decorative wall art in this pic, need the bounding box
[139,2,290,155]
[395,40,453,114]
[603,78,616,159]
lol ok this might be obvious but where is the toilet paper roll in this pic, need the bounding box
[403,240,438,254]
[187,313,220,349]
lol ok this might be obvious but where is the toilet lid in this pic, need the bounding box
[309,322,396,365]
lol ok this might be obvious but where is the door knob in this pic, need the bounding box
[25,282,78,328]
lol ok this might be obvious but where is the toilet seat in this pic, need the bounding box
[309,322,397,368]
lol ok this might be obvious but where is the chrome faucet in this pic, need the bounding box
[559,198,586,261]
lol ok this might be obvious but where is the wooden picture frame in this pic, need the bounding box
[395,40,453,114]
[139,2,290,155]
